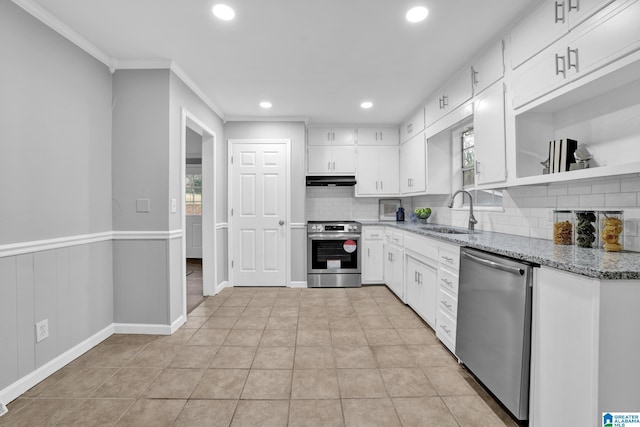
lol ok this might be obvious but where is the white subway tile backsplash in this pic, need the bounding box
[621,177,640,192]
[567,182,592,195]
[605,192,637,207]
[547,184,568,196]
[592,180,621,194]
[579,194,605,208]
[556,195,580,208]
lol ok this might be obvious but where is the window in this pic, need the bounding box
[185,174,202,215]
[459,127,503,208]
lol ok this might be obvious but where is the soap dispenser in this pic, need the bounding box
[396,207,405,222]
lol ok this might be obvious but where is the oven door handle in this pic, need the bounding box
[308,234,361,240]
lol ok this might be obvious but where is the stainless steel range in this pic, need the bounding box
[307,221,361,288]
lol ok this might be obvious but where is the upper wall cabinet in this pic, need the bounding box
[425,68,473,128]
[307,145,356,175]
[400,108,425,144]
[356,146,400,196]
[511,0,615,69]
[308,127,355,145]
[512,0,640,109]
[474,81,507,185]
[357,127,399,145]
[471,40,505,96]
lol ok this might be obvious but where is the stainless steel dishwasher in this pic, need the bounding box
[456,247,536,422]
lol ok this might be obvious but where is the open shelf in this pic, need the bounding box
[514,55,640,185]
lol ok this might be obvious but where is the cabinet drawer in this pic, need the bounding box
[436,310,457,347]
[364,227,384,240]
[439,245,460,271]
[404,233,438,261]
[438,267,459,295]
[387,231,404,247]
[438,288,458,318]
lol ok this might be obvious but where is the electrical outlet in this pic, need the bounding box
[35,319,49,343]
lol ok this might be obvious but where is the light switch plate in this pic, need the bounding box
[136,199,150,213]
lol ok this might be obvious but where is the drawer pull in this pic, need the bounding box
[441,300,452,310]
[441,256,453,262]
[441,278,452,286]
[440,324,451,335]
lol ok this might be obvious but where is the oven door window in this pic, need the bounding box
[311,239,358,270]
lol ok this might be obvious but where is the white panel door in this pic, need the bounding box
[231,142,287,286]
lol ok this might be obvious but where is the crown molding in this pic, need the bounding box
[12,0,225,120]
[224,115,309,124]
[12,0,114,70]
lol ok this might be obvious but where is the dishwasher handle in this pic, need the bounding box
[462,251,524,276]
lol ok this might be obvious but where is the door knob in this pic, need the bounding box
[279,220,285,226]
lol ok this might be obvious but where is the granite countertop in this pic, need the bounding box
[361,221,640,280]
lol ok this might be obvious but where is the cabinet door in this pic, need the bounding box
[400,135,426,195]
[511,0,568,68]
[332,128,356,145]
[446,69,473,112]
[512,40,567,109]
[331,146,356,173]
[472,40,504,95]
[357,127,399,146]
[400,108,425,143]
[307,146,333,174]
[308,127,333,145]
[378,146,400,194]
[568,0,640,80]
[363,239,384,283]
[424,94,442,128]
[474,81,507,185]
[406,256,437,327]
[567,0,615,28]
[356,147,380,195]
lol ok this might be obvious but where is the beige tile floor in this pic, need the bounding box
[2,286,519,426]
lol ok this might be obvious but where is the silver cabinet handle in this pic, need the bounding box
[471,66,479,87]
[380,132,383,141]
[368,248,370,257]
[475,160,480,176]
[555,1,565,23]
[332,132,335,141]
[414,271,418,283]
[327,132,331,141]
[567,47,579,72]
[555,53,566,77]
[568,0,579,12]
[440,324,451,335]
[380,181,383,190]
[328,161,331,171]
[370,234,379,237]
[407,123,413,134]
[442,95,448,108]
[441,278,452,286]
[376,181,378,190]
[441,300,452,310]
[441,256,453,262]
[332,161,336,171]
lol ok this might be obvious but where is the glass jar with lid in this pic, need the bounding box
[553,210,573,245]
[598,210,624,252]
[574,210,598,248]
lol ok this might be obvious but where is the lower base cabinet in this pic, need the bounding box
[405,254,438,328]
[530,267,640,427]
[362,227,384,284]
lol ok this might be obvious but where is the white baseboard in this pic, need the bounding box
[215,281,230,294]
[289,281,308,288]
[0,324,114,405]
[170,315,186,333]
[113,322,173,335]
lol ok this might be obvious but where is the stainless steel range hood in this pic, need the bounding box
[305,176,357,186]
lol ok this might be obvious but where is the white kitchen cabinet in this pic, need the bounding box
[400,133,427,195]
[362,227,384,284]
[357,127,399,146]
[435,241,460,353]
[513,0,640,109]
[530,267,640,427]
[425,68,473,128]
[307,145,356,174]
[308,127,355,145]
[471,39,504,96]
[400,108,425,144]
[403,234,439,328]
[356,146,399,196]
[383,230,404,301]
[473,81,507,185]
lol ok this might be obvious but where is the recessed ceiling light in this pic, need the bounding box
[260,101,272,109]
[361,101,373,109]
[406,6,429,23]
[212,4,235,21]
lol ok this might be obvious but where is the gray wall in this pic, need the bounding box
[0,1,113,245]
[224,121,306,282]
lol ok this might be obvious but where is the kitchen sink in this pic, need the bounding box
[420,226,472,234]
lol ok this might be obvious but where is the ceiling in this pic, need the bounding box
[28,0,537,124]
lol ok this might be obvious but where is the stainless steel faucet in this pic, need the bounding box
[448,190,478,232]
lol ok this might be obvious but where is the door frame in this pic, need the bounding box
[181,108,217,319]
[228,139,291,287]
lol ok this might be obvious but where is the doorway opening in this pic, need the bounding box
[181,109,217,318]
